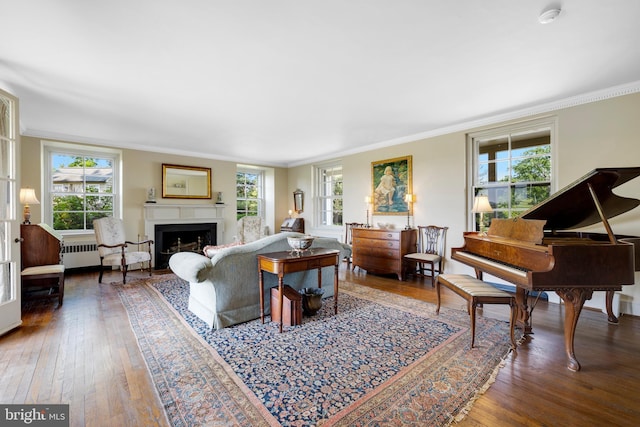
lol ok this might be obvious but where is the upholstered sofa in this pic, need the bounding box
[168,232,351,329]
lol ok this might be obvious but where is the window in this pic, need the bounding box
[43,142,121,233]
[468,119,555,231]
[236,168,264,220]
[316,163,343,227]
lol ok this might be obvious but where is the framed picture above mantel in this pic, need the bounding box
[371,155,412,216]
[162,164,212,199]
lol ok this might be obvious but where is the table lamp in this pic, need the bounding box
[404,193,414,229]
[364,195,372,227]
[472,195,493,235]
[20,188,40,224]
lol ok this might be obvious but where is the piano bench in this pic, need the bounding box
[435,274,516,351]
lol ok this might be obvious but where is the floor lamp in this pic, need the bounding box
[472,195,493,235]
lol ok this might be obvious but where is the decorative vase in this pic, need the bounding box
[301,287,324,316]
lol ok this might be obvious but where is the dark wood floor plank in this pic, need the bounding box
[1,266,638,426]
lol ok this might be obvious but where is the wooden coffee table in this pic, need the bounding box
[258,249,340,332]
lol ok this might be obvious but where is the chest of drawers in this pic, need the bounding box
[351,228,417,280]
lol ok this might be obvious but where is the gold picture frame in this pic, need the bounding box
[162,164,211,199]
[371,155,412,215]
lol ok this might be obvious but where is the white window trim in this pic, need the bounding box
[41,140,122,237]
[466,116,558,231]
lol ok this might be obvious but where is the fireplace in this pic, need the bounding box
[144,203,226,268]
[154,223,217,269]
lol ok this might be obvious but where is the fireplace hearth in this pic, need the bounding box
[155,223,217,269]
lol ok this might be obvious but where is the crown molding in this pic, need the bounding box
[288,80,640,167]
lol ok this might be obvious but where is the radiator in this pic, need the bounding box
[63,242,100,269]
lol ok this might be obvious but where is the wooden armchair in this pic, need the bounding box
[93,217,153,284]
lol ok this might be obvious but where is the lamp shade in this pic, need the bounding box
[365,195,372,204]
[472,195,492,213]
[404,193,414,203]
[19,188,40,205]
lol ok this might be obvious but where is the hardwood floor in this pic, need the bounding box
[1,266,639,426]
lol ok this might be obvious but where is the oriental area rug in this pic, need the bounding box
[114,274,516,426]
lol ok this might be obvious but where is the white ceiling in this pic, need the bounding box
[2,0,640,167]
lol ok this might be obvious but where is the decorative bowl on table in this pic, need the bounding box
[287,235,314,252]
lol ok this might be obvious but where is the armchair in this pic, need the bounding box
[93,217,154,284]
[237,216,268,244]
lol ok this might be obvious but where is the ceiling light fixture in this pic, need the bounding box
[539,8,561,24]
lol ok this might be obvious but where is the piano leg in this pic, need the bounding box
[605,290,619,323]
[556,288,594,372]
[515,288,533,334]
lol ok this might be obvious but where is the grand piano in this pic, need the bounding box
[452,167,640,371]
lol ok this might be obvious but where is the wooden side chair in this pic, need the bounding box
[403,225,448,285]
[344,222,366,267]
[93,217,153,284]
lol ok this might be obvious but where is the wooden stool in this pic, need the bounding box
[270,285,302,326]
[436,274,516,350]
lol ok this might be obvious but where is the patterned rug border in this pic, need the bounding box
[114,275,516,426]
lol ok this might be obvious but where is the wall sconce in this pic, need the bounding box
[472,195,493,235]
[20,188,40,224]
[404,193,414,230]
[364,195,372,228]
[293,189,304,214]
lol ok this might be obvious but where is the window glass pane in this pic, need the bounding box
[48,148,116,232]
[86,212,108,229]
[0,96,11,138]
[0,222,8,262]
[0,181,9,220]
[316,164,343,226]
[0,262,12,303]
[478,136,509,160]
[236,170,263,219]
[512,183,550,209]
[0,140,11,178]
[53,212,84,231]
[511,155,551,182]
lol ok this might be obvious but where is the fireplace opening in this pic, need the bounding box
[154,223,217,269]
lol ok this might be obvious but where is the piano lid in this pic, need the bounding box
[521,167,640,230]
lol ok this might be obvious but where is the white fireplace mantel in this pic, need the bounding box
[144,203,225,266]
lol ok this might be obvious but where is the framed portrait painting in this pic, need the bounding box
[371,155,412,215]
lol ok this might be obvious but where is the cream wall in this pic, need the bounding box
[19,93,640,314]
[20,136,289,246]
[290,92,640,315]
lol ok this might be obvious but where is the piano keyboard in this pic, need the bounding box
[453,251,528,279]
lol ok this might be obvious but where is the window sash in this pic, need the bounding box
[236,169,264,219]
[316,163,343,227]
[43,142,121,234]
[469,120,554,230]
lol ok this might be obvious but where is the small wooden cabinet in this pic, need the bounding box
[352,228,417,281]
[20,224,65,304]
